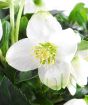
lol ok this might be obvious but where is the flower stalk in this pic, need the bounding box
[15,0,25,42]
[10,0,15,44]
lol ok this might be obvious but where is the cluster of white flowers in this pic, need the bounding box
[0,0,88,104]
[5,10,88,95]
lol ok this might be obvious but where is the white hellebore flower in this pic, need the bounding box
[67,55,88,95]
[0,19,3,41]
[64,99,87,105]
[24,0,88,15]
[67,48,88,95]
[6,12,80,91]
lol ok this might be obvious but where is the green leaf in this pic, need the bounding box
[18,71,32,82]
[68,3,87,27]
[84,95,88,104]
[19,16,28,38]
[0,20,11,56]
[15,70,38,84]
[78,40,88,50]
[55,12,69,29]
[75,86,88,98]
[0,65,17,83]
[0,67,4,83]
[0,74,3,83]
[0,0,10,9]
[33,96,53,105]
[0,76,31,105]
[20,16,28,32]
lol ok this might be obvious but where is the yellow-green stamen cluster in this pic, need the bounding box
[34,42,57,64]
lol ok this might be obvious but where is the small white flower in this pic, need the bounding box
[72,56,88,86]
[67,54,88,95]
[6,12,80,90]
[24,0,88,15]
[64,99,87,105]
[0,19,3,41]
[24,0,61,14]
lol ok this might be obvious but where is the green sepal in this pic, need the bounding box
[78,40,88,51]
[0,0,10,9]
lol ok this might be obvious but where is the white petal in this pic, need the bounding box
[6,38,39,71]
[24,0,63,14]
[38,61,71,90]
[67,77,76,95]
[71,56,88,86]
[50,28,81,61]
[24,0,88,15]
[77,50,88,61]
[24,0,45,14]
[24,0,38,14]
[0,20,3,41]
[27,11,62,43]
[64,99,87,105]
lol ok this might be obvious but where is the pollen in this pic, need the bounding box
[34,42,57,64]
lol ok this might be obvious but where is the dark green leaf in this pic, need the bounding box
[0,67,4,83]
[0,76,31,105]
[33,96,53,105]
[0,20,11,56]
[15,70,38,84]
[55,12,69,29]
[75,86,88,98]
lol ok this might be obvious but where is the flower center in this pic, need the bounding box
[34,42,57,65]
[33,0,43,6]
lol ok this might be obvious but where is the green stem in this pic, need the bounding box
[10,0,15,44]
[15,0,25,42]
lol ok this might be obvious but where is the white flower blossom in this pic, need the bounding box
[24,0,60,14]
[67,48,88,95]
[67,55,88,95]
[64,99,87,105]
[24,0,88,15]
[6,12,80,92]
[0,19,3,41]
